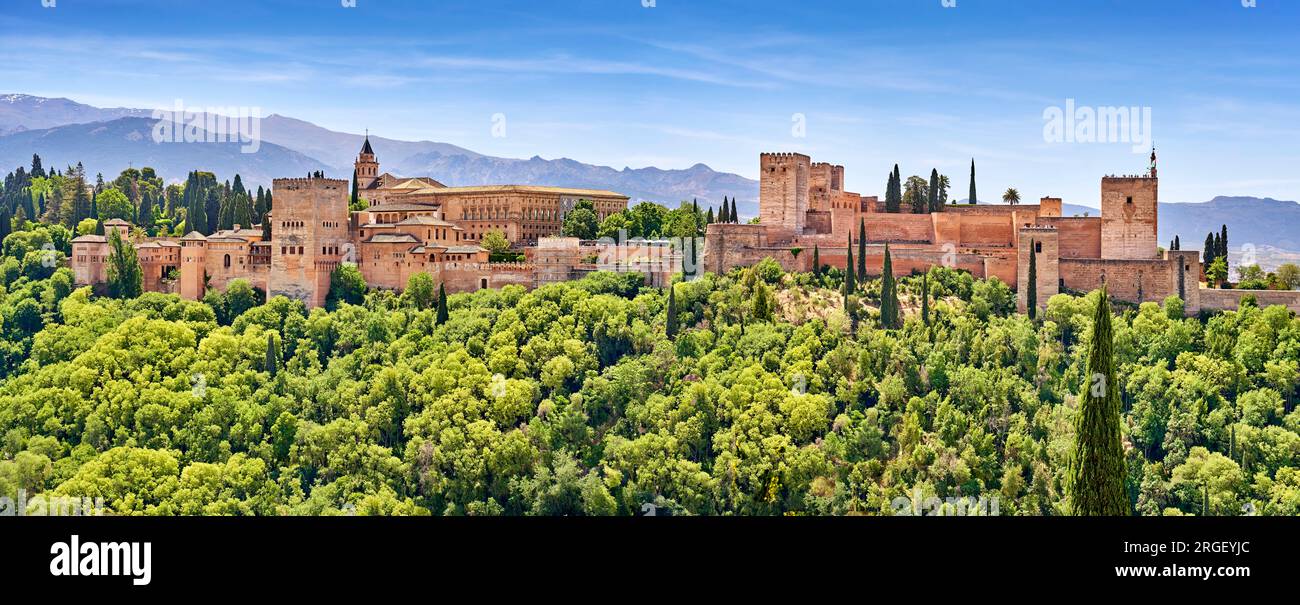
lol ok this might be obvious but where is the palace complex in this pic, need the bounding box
[703,151,1300,315]
[69,140,1300,314]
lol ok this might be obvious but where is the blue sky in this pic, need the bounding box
[1,0,1297,206]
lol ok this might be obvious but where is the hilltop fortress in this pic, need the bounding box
[69,138,674,307]
[69,139,1300,315]
[704,151,1300,315]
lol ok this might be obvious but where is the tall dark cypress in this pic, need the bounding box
[968,159,977,204]
[730,197,739,223]
[1027,239,1038,319]
[921,271,930,326]
[844,233,856,297]
[1219,224,1229,268]
[351,168,360,207]
[665,284,679,339]
[880,243,900,329]
[928,168,940,213]
[1173,235,1180,251]
[1204,232,1217,267]
[436,283,449,325]
[857,218,867,284]
[811,245,820,277]
[266,333,279,377]
[718,198,728,224]
[1070,286,1128,515]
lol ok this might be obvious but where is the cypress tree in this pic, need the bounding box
[266,333,280,377]
[706,206,714,225]
[351,168,360,207]
[968,159,977,204]
[0,206,10,244]
[921,271,930,326]
[928,168,940,213]
[94,218,104,235]
[1219,224,1229,269]
[844,234,856,297]
[666,284,679,339]
[1027,239,1038,319]
[880,243,900,329]
[857,218,867,285]
[1204,232,1217,267]
[730,197,739,223]
[1173,235,1180,250]
[1070,286,1129,515]
[811,245,820,277]
[718,199,728,224]
[436,283,449,325]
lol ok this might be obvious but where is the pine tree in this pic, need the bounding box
[436,284,449,325]
[968,159,977,204]
[266,333,280,377]
[30,153,44,178]
[857,218,867,284]
[844,233,856,297]
[1070,286,1129,515]
[665,284,679,339]
[1027,239,1038,320]
[811,245,820,277]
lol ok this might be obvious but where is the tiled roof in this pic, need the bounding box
[365,233,422,244]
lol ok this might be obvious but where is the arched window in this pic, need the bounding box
[223,254,231,268]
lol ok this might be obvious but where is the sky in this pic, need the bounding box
[1,0,1298,207]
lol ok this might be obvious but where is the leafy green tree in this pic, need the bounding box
[1070,286,1128,515]
[481,229,511,254]
[404,273,436,309]
[96,187,133,222]
[327,264,367,308]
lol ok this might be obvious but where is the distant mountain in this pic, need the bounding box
[0,94,151,136]
[0,94,760,213]
[0,117,329,186]
[395,152,758,210]
[257,114,482,172]
[1160,196,1300,254]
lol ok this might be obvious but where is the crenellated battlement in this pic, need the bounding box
[273,177,349,191]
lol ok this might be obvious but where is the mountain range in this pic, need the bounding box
[1,94,1297,265]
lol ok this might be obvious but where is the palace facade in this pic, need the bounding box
[69,138,647,307]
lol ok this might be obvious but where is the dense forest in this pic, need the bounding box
[0,156,1298,516]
